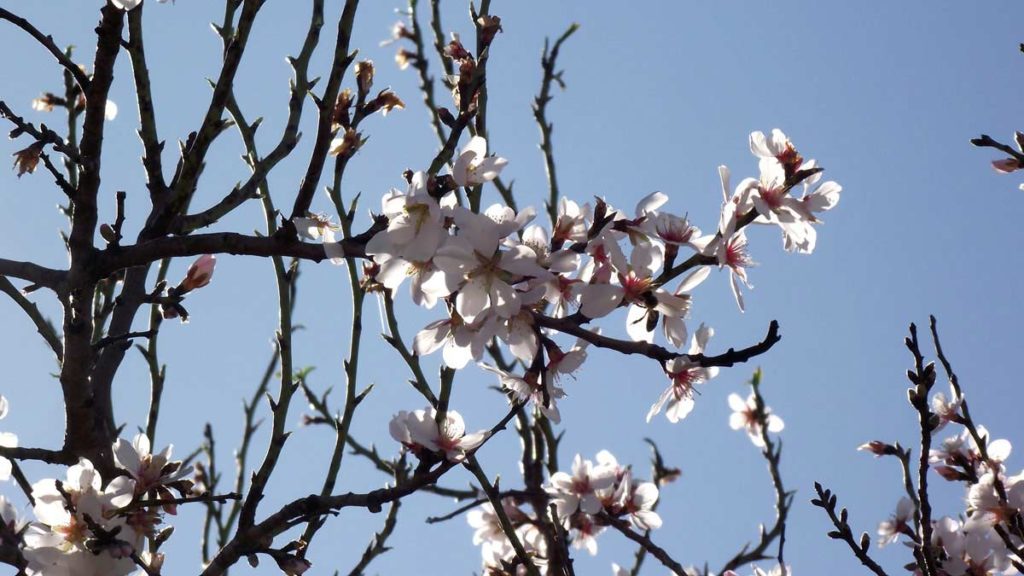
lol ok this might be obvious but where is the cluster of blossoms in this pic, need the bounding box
[327,130,840,432]
[10,431,193,576]
[464,451,661,574]
[863,384,1024,575]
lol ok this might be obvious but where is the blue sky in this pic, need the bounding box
[2,1,1024,574]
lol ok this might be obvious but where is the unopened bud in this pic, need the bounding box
[857,441,896,457]
[181,254,216,292]
[275,555,312,576]
[100,223,118,244]
[992,158,1021,174]
[935,465,965,482]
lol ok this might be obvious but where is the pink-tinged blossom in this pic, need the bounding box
[624,480,662,530]
[579,241,688,343]
[452,136,508,187]
[413,312,499,369]
[749,129,803,178]
[715,200,756,312]
[741,158,814,253]
[113,433,193,512]
[728,392,784,448]
[646,211,713,254]
[552,198,590,244]
[546,454,617,519]
[569,513,605,556]
[647,325,718,423]
[389,407,487,463]
[876,496,913,547]
[992,158,1021,173]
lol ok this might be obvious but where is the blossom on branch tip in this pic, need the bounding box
[728,392,784,448]
[180,254,216,293]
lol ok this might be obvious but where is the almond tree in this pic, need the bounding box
[0,1,842,574]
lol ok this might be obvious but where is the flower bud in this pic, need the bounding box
[857,440,896,457]
[992,158,1021,173]
[275,555,312,576]
[181,254,216,292]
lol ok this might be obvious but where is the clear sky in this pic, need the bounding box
[2,1,1024,575]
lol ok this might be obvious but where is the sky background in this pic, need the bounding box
[2,1,1024,575]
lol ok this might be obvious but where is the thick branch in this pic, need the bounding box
[96,232,371,278]
[0,260,64,291]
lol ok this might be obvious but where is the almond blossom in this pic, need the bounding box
[546,454,616,518]
[647,324,718,423]
[413,312,500,369]
[293,213,346,265]
[25,459,139,576]
[389,407,488,463]
[434,205,547,322]
[452,136,508,187]
[964,471,1024,531]
[728,392,785,448]
[715,203,756,313]
[365,171,447,263]
[113,433,193,505]
[552,197,590,245]
[876,496,913,547]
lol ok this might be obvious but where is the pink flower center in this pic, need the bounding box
[725,238,751,269]
[620,272,653,302]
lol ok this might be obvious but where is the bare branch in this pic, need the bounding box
[0,8,92,92]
